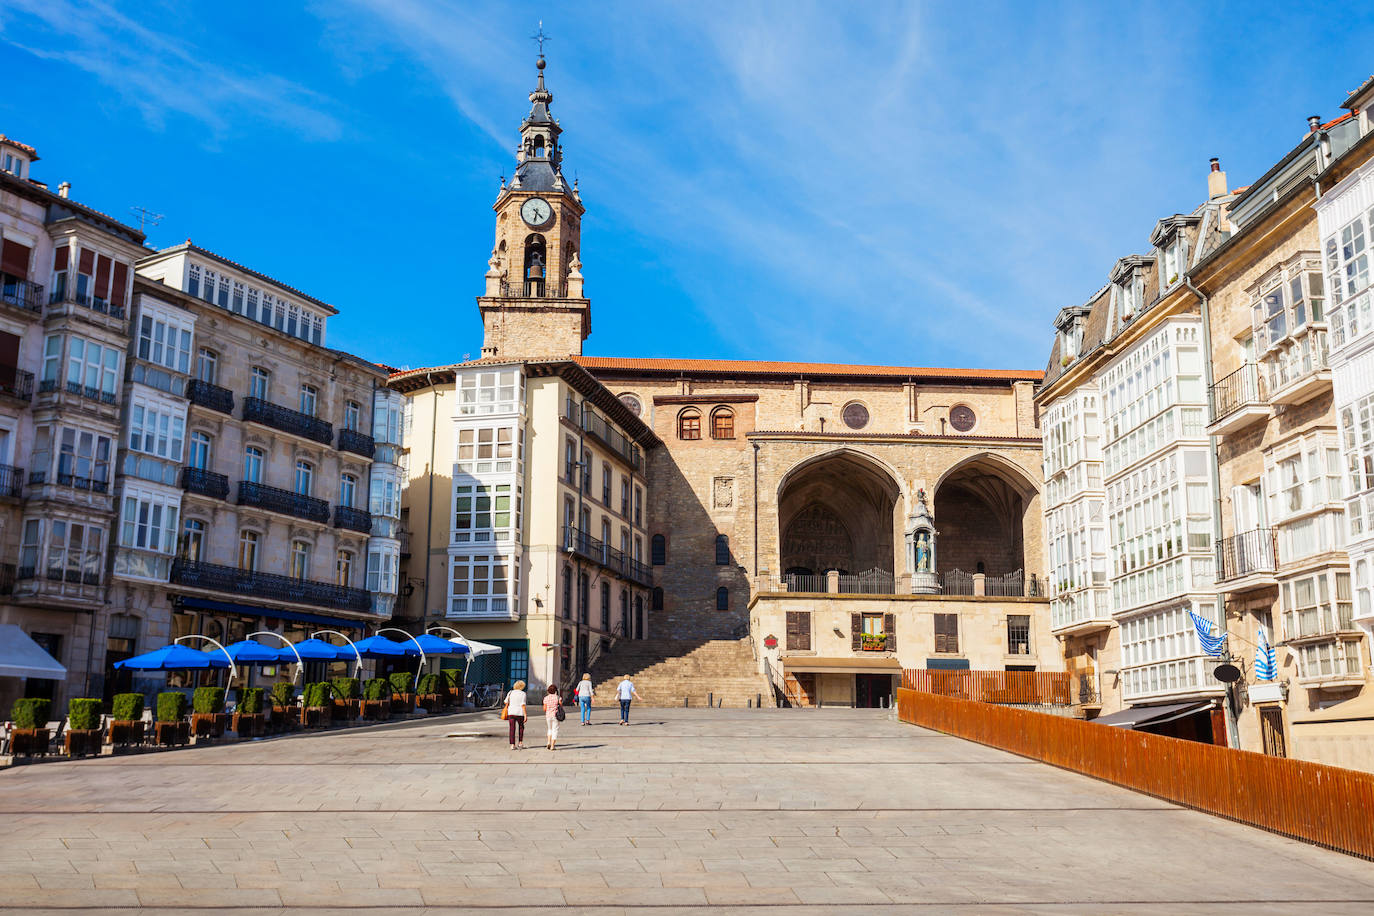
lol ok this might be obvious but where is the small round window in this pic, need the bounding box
[619,393,642,417]
[949,405,977,432]
[842,402,869,430]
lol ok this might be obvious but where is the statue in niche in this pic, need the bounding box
[915,529,932,573]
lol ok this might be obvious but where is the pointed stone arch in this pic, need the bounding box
[776,448,906,577]
[932,452,1039,578]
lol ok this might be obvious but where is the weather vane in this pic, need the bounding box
[532,21,551,56]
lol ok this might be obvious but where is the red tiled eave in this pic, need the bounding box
[572,355,1043,383]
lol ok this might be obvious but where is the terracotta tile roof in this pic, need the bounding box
[573,355,1043,383]
[1321,111,1356,130]
[0,134,38,158]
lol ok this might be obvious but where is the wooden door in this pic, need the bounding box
[1259,706,1288,758]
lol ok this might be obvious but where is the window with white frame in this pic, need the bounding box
[367,545,399,593]
[249,367,270,400]
[1159,235,1185,288]
[456,369,522,416]
[1265,433,1344,562]
[1101,324,1207,478]
[448,554,514,615]
[369,474,400,519]
[18,518,39,574]
[188,432,211,470]
[244,446,263,484]
[344,400,360,431]
[336,550,353,587]
[1281,570,1353,641]
[238,530,259,570]
[1251,257,1327,392]
[299,384,317,417]
[137,312,193,374]
[295,460,313,497]
[1297,639,1363,680]
[1342,394,1374,539]
[1120,601,1217,698]
[45,519,105,582]
[372,395,403,445]
[456,425,519,474]
[127,400,186,462]
[195,348,217,384]
[61,335,120,398]
[57,428,112,488]
[290,541,310,579]
[1326,207,1373,306]
[340,474,357,508]
[187,263,325,344]
[452,481,520,544]
[120,491,179,554]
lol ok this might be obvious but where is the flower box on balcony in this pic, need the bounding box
[860,635,889,651]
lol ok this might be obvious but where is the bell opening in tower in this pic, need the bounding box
[524,234,547,297]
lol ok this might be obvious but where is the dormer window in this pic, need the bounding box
[1159,235,1185,288]
[1116,275,1141,320]
[1,152,25,179]
[1059,321,1084,361]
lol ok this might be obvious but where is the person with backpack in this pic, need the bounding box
[574,673,594,725]
[543,684,564,751]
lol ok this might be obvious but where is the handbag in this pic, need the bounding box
[555,701,566,722]
[500,702,509,721]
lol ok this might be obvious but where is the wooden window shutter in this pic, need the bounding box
[851,613,861,651]
[883,614,896,651]
[934,613,959,653]
[794,611,811,651]
[1,239,30,277]
[0,331,19,381]
[111,263,129,308]
[78,248,95,274]
[53,245,69,272]
[95,255,112,298]
[785,612,799,651]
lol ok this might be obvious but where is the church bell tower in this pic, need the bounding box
[478,52,589,359]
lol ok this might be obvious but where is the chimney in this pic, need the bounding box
[1309,115,1322,134]
[57,181,70,199]
[1207,158,1227,200]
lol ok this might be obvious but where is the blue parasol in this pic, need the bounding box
[353,634,421,658]
[114,644,229,670]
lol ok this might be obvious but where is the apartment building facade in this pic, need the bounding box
[1,136,147,713]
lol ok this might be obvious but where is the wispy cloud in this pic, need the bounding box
[0,0,342,141]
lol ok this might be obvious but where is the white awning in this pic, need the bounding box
[0,624,67,680]
[456,638,503,657]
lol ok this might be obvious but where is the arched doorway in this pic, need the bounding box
[933,454,1038,579]
[777,450,903,577]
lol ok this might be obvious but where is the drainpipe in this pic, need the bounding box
[1185,273,1242,751]
[752,441,760,577]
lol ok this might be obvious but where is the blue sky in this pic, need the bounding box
[0,1,1368,371]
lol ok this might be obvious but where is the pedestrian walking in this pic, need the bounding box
[574,673,595,725]
[504,680,527,749]
[616,675,642,726]
[543,685,564,750]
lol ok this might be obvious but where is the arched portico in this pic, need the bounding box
[776,449,905,576]
[933,453,1040,578]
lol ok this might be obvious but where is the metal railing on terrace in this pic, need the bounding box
[186,379,234,414]
[243,396,333,444]
[337,428,376,458]
[756,567,1040,597]
[48,286,125,320]
[1,274,43,313]
[237,480,330,523]
[180,466,229,500]
[0,367,33,402]
[498,280,568,299]
[567,398,642,470]
[333,505,373,533]
[1209,362,1266,424]
[170,558,371,613]
[0,464,23,498]
[1216,528,1277,581]
[562,524,654,587]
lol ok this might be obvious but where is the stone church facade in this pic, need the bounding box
[391,54,1059,706]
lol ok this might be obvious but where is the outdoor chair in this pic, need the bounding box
[45,718,66,756]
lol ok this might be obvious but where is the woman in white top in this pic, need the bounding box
[575,673,595,725]
[504,680,528,749]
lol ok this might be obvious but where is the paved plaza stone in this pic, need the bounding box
[1,708,1373,914]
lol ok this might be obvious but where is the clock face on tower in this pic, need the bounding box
[520,196,553,227]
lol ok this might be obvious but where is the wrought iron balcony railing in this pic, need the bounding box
[1216,528,1277,581]
[337,427,376,458]
[169,558,372,613]
[562,525,654,587]
[0,464,24,498]
[180,466,230,500]
[1209,362,1266,424]
[48,286,125,320]
[237,480,329,523]
[0,367,33,402]
[333,504,373,533]
[243,396,333,444]
[0,563,15,595]
[186,379,234,414]
[0,274,43,313]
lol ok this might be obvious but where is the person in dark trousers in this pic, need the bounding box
[615,675,642,726]
[504,679,527,749]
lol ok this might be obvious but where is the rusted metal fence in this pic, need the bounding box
[901,669,1072,705]
[895,687,1374,860]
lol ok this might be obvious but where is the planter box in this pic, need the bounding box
[155,721,189,746]
[301,707,326,728]
[330,699,356,723]
[191,712,226,738]
[10,728,50,757]
[108,720,145,748]
[65,729,102,758]
[232,713,264,738]
[417,693,442,711]
[361,700,390,721]
[390,693,415,714]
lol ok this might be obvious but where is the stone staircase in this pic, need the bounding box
[588,638,775,708]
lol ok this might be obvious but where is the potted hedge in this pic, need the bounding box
[361,677,392,720]
[300,682,331,728]
[64,698,103,757]
[108,693,144,749]
[270,682,297,732]
[191,686,227,738]
[9,698,51,757]
[416,673,442,712]
[388,671,416,714]
[442,668,465,707]
[233,687,265,738]
[155,692,189,746]
[331,677,360,723]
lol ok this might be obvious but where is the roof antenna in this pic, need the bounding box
[129,205,164,235]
